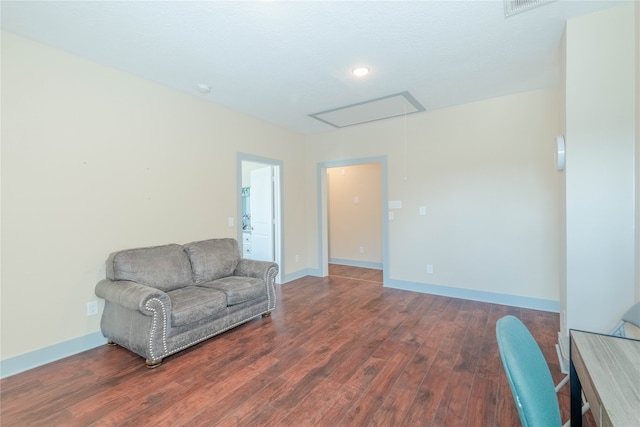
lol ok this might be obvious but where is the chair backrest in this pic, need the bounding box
[496,315,562,427]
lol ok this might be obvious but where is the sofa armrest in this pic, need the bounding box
[95,279,171,315]
[234,259,278,282]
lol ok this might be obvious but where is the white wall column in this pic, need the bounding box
[564,3,637,333]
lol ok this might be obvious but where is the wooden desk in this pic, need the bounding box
[570,330,640,427]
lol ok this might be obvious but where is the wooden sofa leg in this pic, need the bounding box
[262,312,271,318]
[145,359,163,369]
[107,339,117,346]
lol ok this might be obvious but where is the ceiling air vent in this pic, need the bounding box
[504,0,555,17]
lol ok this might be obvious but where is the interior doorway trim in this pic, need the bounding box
[236,152,283,283]
[316,156,388,284]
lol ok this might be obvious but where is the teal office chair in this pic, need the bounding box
[496,315,564,427]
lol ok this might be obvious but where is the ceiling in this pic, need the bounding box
[1,1,626,134]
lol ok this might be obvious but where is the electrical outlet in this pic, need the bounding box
[359,246,364,254]
[295,254,300,263]
[228,217,234,227]
[427,264,434,274]
[87,301,98,316]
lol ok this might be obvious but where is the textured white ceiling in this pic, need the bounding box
[1,1,626,134]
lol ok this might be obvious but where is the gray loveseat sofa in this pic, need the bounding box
[95,238,278,368]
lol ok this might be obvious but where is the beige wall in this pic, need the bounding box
[4,5,635,366]
[564,4,637,333]
[327,164,382,265]
[0,32,307,360]
[306,88,562,302]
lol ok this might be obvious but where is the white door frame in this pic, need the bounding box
[316,156,388,284]
[237,153,283,283]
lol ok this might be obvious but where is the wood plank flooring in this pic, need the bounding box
[1,265,594,426]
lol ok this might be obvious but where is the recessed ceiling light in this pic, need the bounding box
[352,67,370,77]
[197,83,211,94]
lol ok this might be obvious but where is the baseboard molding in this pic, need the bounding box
[1,277,558,379]
[385,278,560,313]
[282,268,313,283]
[287,271,558,312]
[0,332,106,379]
[329,258,383,270]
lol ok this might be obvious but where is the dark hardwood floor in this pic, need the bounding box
[1,265,594,426]
[328,264,383,284]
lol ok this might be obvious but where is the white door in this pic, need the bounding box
[249,166,274,261]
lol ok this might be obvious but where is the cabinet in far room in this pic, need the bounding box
[242,187,252,257]
[242,232,252,257]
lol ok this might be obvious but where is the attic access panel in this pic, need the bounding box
[309,91,425,128]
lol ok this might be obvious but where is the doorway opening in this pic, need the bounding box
[317,156,388,284]
[237,153,283,283]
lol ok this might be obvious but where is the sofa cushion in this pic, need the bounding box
[200,276,265,305]
[167,287,227,327]
[107,244,193,292]
[183,238,241,285]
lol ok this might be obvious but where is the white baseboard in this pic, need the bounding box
[282,268,313,283]
[385,278,560,313]
[328,258,383,270]
[556,332,571,375]
[2,276,559,379]
[0,332,106,379]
